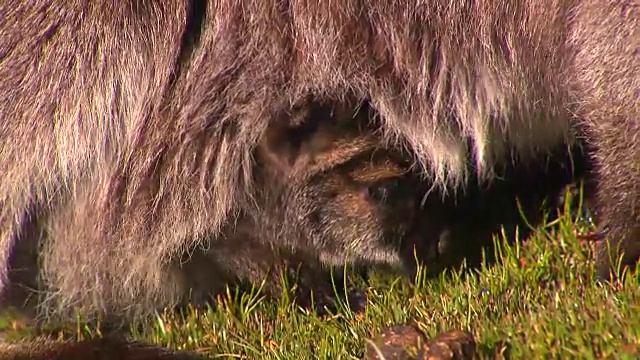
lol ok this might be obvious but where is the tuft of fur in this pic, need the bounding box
[0,0,638,327]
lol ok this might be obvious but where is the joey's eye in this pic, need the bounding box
[366,178,400,203]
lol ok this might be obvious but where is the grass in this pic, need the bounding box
[1,191,639,359]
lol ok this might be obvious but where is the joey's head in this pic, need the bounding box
[289,146,425,268]
[253,101,454,273]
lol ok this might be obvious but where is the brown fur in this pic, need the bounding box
[1,97,432,325]
[0,100,442,358]
[0,0,638,329]
[0,101,437,359]
[165,103,434,314]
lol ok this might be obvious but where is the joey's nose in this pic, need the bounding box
[404,228,452,279]
[437,228,452,258]
[420,228,451,262]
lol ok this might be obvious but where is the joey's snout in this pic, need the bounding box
[399,225,455,278]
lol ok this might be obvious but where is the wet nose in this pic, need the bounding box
[437,228,452,258]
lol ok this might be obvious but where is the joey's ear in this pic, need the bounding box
[258,101,340,172]
[258,100,370,173]
[258,120,304,173]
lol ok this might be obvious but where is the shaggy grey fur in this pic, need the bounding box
[0,0,637,330]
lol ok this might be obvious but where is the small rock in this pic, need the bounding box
[366,325,425,360]
[419,330,476,360]
[365,326,476,360]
